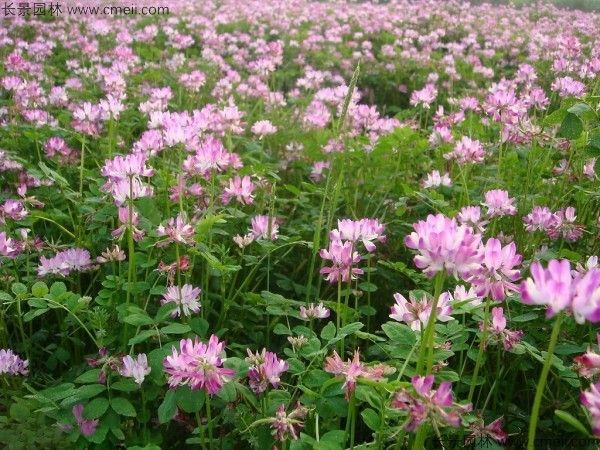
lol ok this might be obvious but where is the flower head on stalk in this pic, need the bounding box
[72,404,99,437]
[250,215,279,240]
[299,302,330,320]
[119,353,150,385]
[268,402,308,442]
[0,349,28,376]
[163,335,235,395]
[161,284,202,318]
[581,381,600,436]
[466,416,508,445]
[520,259,600,323]
[468,238,522,301]
[319,240,363,283]
[221,175,256,205]
[156,214,195,247]
[329,218,386,252]
[112,207,144,241]
[573,335,600,379]
[404,213,482,280]
[481,307,523,350]
[391,375,472,431]
[246,349,288,394]
[324,350,394,399]
[482,189,517,218]
[390,291,453,331]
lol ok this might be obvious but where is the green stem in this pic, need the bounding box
[467,297,491,403]
[79,136,86,197]
[526,313,563,450]
[206,394,214,450]
[415,272,445,375]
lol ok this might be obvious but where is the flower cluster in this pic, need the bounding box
[37,248,93,277]
[392,375,472,431]
[246,349,288,394]
[163,335,235,394]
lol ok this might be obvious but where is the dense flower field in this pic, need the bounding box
[1,0,600,448]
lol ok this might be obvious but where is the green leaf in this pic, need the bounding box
[358,282,378,292]
[381,321,416,345]
[128,329,158,345]
[554,409,591,437]
[11,282,27,296]
[160,323,191,334]
[585,133,600,157]
[175,386,205,413]
[75,369,102,384]
[158,390,177,424]
[111,379,139,392]
[111,397,136,417]
[50,282,67,297]
[23,308,49,322]
[557,112,583,140]
[85,397,109,419]
[31,281,49,298]
[511,312,538,323]
[361,408,381,431]
[9,402,30,422]
[320,321,336,341]
[123,313,154,327]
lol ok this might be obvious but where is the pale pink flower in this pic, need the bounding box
[119,354,150,385]
[483,189,517,217]
[221,175,255,205]
[299,303,330,320]
[391,291,453,331]
[422,170,452,189]
[72,404,98,437]
[246,349,288,394]
[156,214,195,246]
[161,284,202,318]
[268,403,308,442]
[319,240,363,283]
[0,349,28,376]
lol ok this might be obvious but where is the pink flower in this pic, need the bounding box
[156,214,195,246]
[466,417,508,444]
[329,218,386,252]
[404,214,482,279]
[310,161,330,181]
[482,307,523,350]
[37,248,93,277]
[161,284,202,317]
[520,259,574,318]
[483,189,517,217]
[0,348,28,376]
[268,403,308,442]
[581,381,600,436]
[299,303,330,320]
[221,175,255,205]
[246,349,288,394]
[574,335,600,378]
[445,136,486,165]
[119,354,150,385]
[410,83,438,109]
[422,170,452,188]
[547,207,584,242]
[584,158,597,180]
[523,206,554,232]
[0,231,22,258]
[163,335,235,395]
[469,238,522,301]
[251,120,277,136]
[250,215,279,240]
[390,292,453,331]
[72,404,99,437]
[1,199,27,222]
[551,76,586,98]
[324,350,393,399]
[572,269,600,324]
[391,375,472,431]
[319,240,363,283]
[457,206,488,234]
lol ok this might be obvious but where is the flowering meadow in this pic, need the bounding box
[1,0,600,449]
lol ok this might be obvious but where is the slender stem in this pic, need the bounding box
[206,394,214,450]
[415,272,445,375]
[79,136,86,197]
[526,314,563,450]
[467,297,491,403]
[337,279,342,354]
